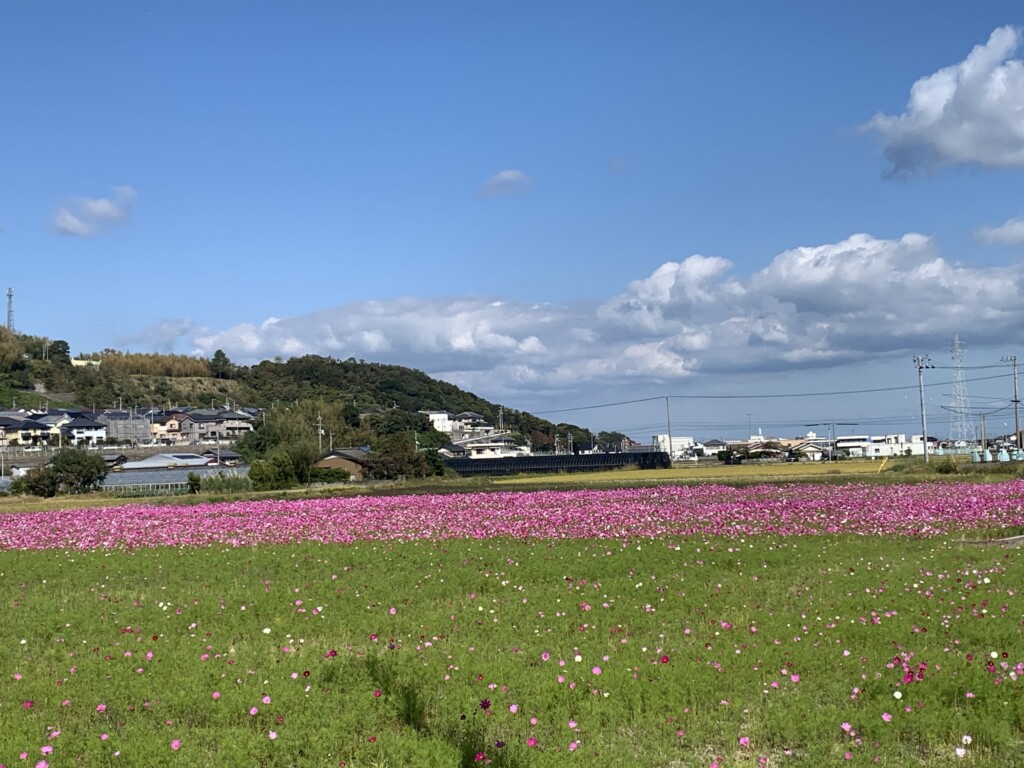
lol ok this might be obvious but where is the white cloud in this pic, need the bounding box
[864,26,1024,174]
[187,232,1024,402]
[53,186,136,236]
[116,318,194,353]
[479,169,532,197]
[976,215,1024,245]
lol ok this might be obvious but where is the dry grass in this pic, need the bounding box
[494,459,886,486]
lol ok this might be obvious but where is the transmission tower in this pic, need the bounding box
[948,334,976,445]
[5,288,12,333]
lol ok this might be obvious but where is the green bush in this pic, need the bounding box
[309,466,351,484]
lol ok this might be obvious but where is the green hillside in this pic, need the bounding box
[2,330,597,454]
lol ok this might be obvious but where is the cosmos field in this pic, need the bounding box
[2,481,1023,767]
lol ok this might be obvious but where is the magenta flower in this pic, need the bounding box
[170,739,181,750]
[882,712,893,722]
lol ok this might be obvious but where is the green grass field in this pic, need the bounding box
[2,533,1021,767]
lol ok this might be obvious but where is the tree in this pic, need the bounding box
[13,467,60,497]
[50,448,108,493]
[49,340,71,365]
[0,328,24,371]
[210,349,234,379]
[596,431,629,452]
[248,450,297,491]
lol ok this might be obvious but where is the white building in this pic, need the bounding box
[461,435,531,459]
[420,410,454,434]
[865,435,932,458]
[654,434,695,458]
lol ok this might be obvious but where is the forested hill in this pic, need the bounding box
[1,330,596,452]
[238,355,573,449]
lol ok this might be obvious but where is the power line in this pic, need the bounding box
[531,372,1016,415]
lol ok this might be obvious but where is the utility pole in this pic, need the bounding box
[665,395,673,462]
[316,412,323,453]
[914,355,934,464]
[1003,355,1021,450]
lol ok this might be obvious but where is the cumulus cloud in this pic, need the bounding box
[187,232,1024,403]
[115,317,194,353]
[479,170,532,197]
[53,186,136,236]
[864,26,1024,174]
[976,215,1024,245]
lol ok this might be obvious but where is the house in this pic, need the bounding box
[202,448,242,466]
[438,443,469,459]
[102,453,129,469]
[61,415,107,447]
[451,412,491,438]
[461,435,530,459]
[0,416,51,447]
[420,410,454,434]
[313,448,371,481]
[702,439,729,455]
[177,409,255,443]
[789,441,826,461]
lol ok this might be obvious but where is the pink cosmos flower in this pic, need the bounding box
[96,704,106,712]
[739,737,750,748]
[170,740,181,750]
[882,712,892,722]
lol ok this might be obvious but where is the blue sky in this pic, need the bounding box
[3,2,1024,441]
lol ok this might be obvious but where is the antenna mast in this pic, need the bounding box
[948,334,976,446]
[6,288,12,332]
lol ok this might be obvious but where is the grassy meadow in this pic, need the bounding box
[1,476,1023,766]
